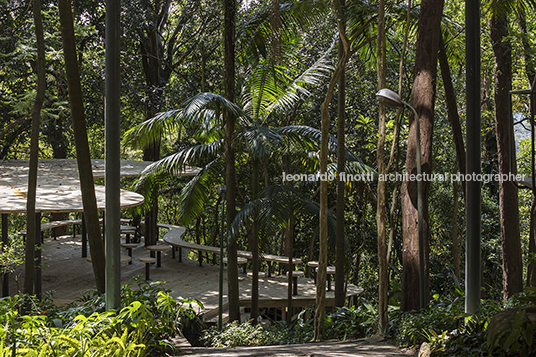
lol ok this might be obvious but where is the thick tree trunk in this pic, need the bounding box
[335,0,346,309]
[490,13,523,299]
[224,0,240,323]
[23,0,46,296]
[400,0,444,311]
[58,0,105,294]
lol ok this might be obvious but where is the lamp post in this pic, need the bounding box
[216,185,226,330]
[376,88,425,310]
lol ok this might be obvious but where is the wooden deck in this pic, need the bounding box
[8,235,362,319]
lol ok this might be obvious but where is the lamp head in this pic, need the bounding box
[376,88,404,108]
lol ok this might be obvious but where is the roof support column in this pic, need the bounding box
[465,0,482,315]
[105,0,121,311]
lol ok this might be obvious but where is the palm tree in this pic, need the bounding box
[124,0,377,322]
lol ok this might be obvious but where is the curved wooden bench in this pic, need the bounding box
[160,223,302,277]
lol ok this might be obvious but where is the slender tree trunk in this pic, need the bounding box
[200,41,206,92]
[335,0,346,309]
[438,37,466,196]
[314,1,350,340]
[452,180,460,282]
[517,9,536,287]
[224,0,240,323]
[490,13,523,298]
[375,0,389,332]
[23,0,46,295]
[400,0,444,311]
[58,0,105,294]
[529,196,536,286]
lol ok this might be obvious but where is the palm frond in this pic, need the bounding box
[263,44,335,117]
[181,92,253,128]
[123,93,252,150]
[237,125,283,160]
[176,159,225,225]
[238,0,330,63]
[122,109,182,150]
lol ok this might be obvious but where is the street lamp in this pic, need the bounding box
[376,88,425,310]
[216,185,226,330]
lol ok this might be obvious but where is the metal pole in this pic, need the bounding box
[2,214,8,297]
[105,0,121,311]
[34,212,42,300]
[218,185,226,330]
[465,0,481,315]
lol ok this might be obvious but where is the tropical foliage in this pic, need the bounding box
[4,0,536,354]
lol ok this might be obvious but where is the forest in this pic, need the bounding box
[2,0,536,356]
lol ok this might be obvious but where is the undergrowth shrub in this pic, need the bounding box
[0,276,202,356]
[202,308,315,347]
[324,302,379,340]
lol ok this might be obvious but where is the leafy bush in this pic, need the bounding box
[202,308,315,347]
[0,276,203,356]
[392,294,469,347]
[324,302,379,340]
[202,321,273,347]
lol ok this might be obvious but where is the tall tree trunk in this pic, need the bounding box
[400,0,444,311]
[58,0,105,294]
[517,9,536,287]
[438,37,466,196]
[224,0,240,323]
[23,0,46,295]
[376,0,389,332]
[530,196,536,287]
[452,180,460,282]
[334,0,346,309]
[314,1,350,340]
[490,13,523,298]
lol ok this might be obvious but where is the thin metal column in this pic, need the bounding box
[2,214,8,297]
[465,0,481,315]
[34,212,42,300]
[105,0,121,311]
[81,214,87,257]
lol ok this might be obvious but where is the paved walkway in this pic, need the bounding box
[175,337,415,356]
